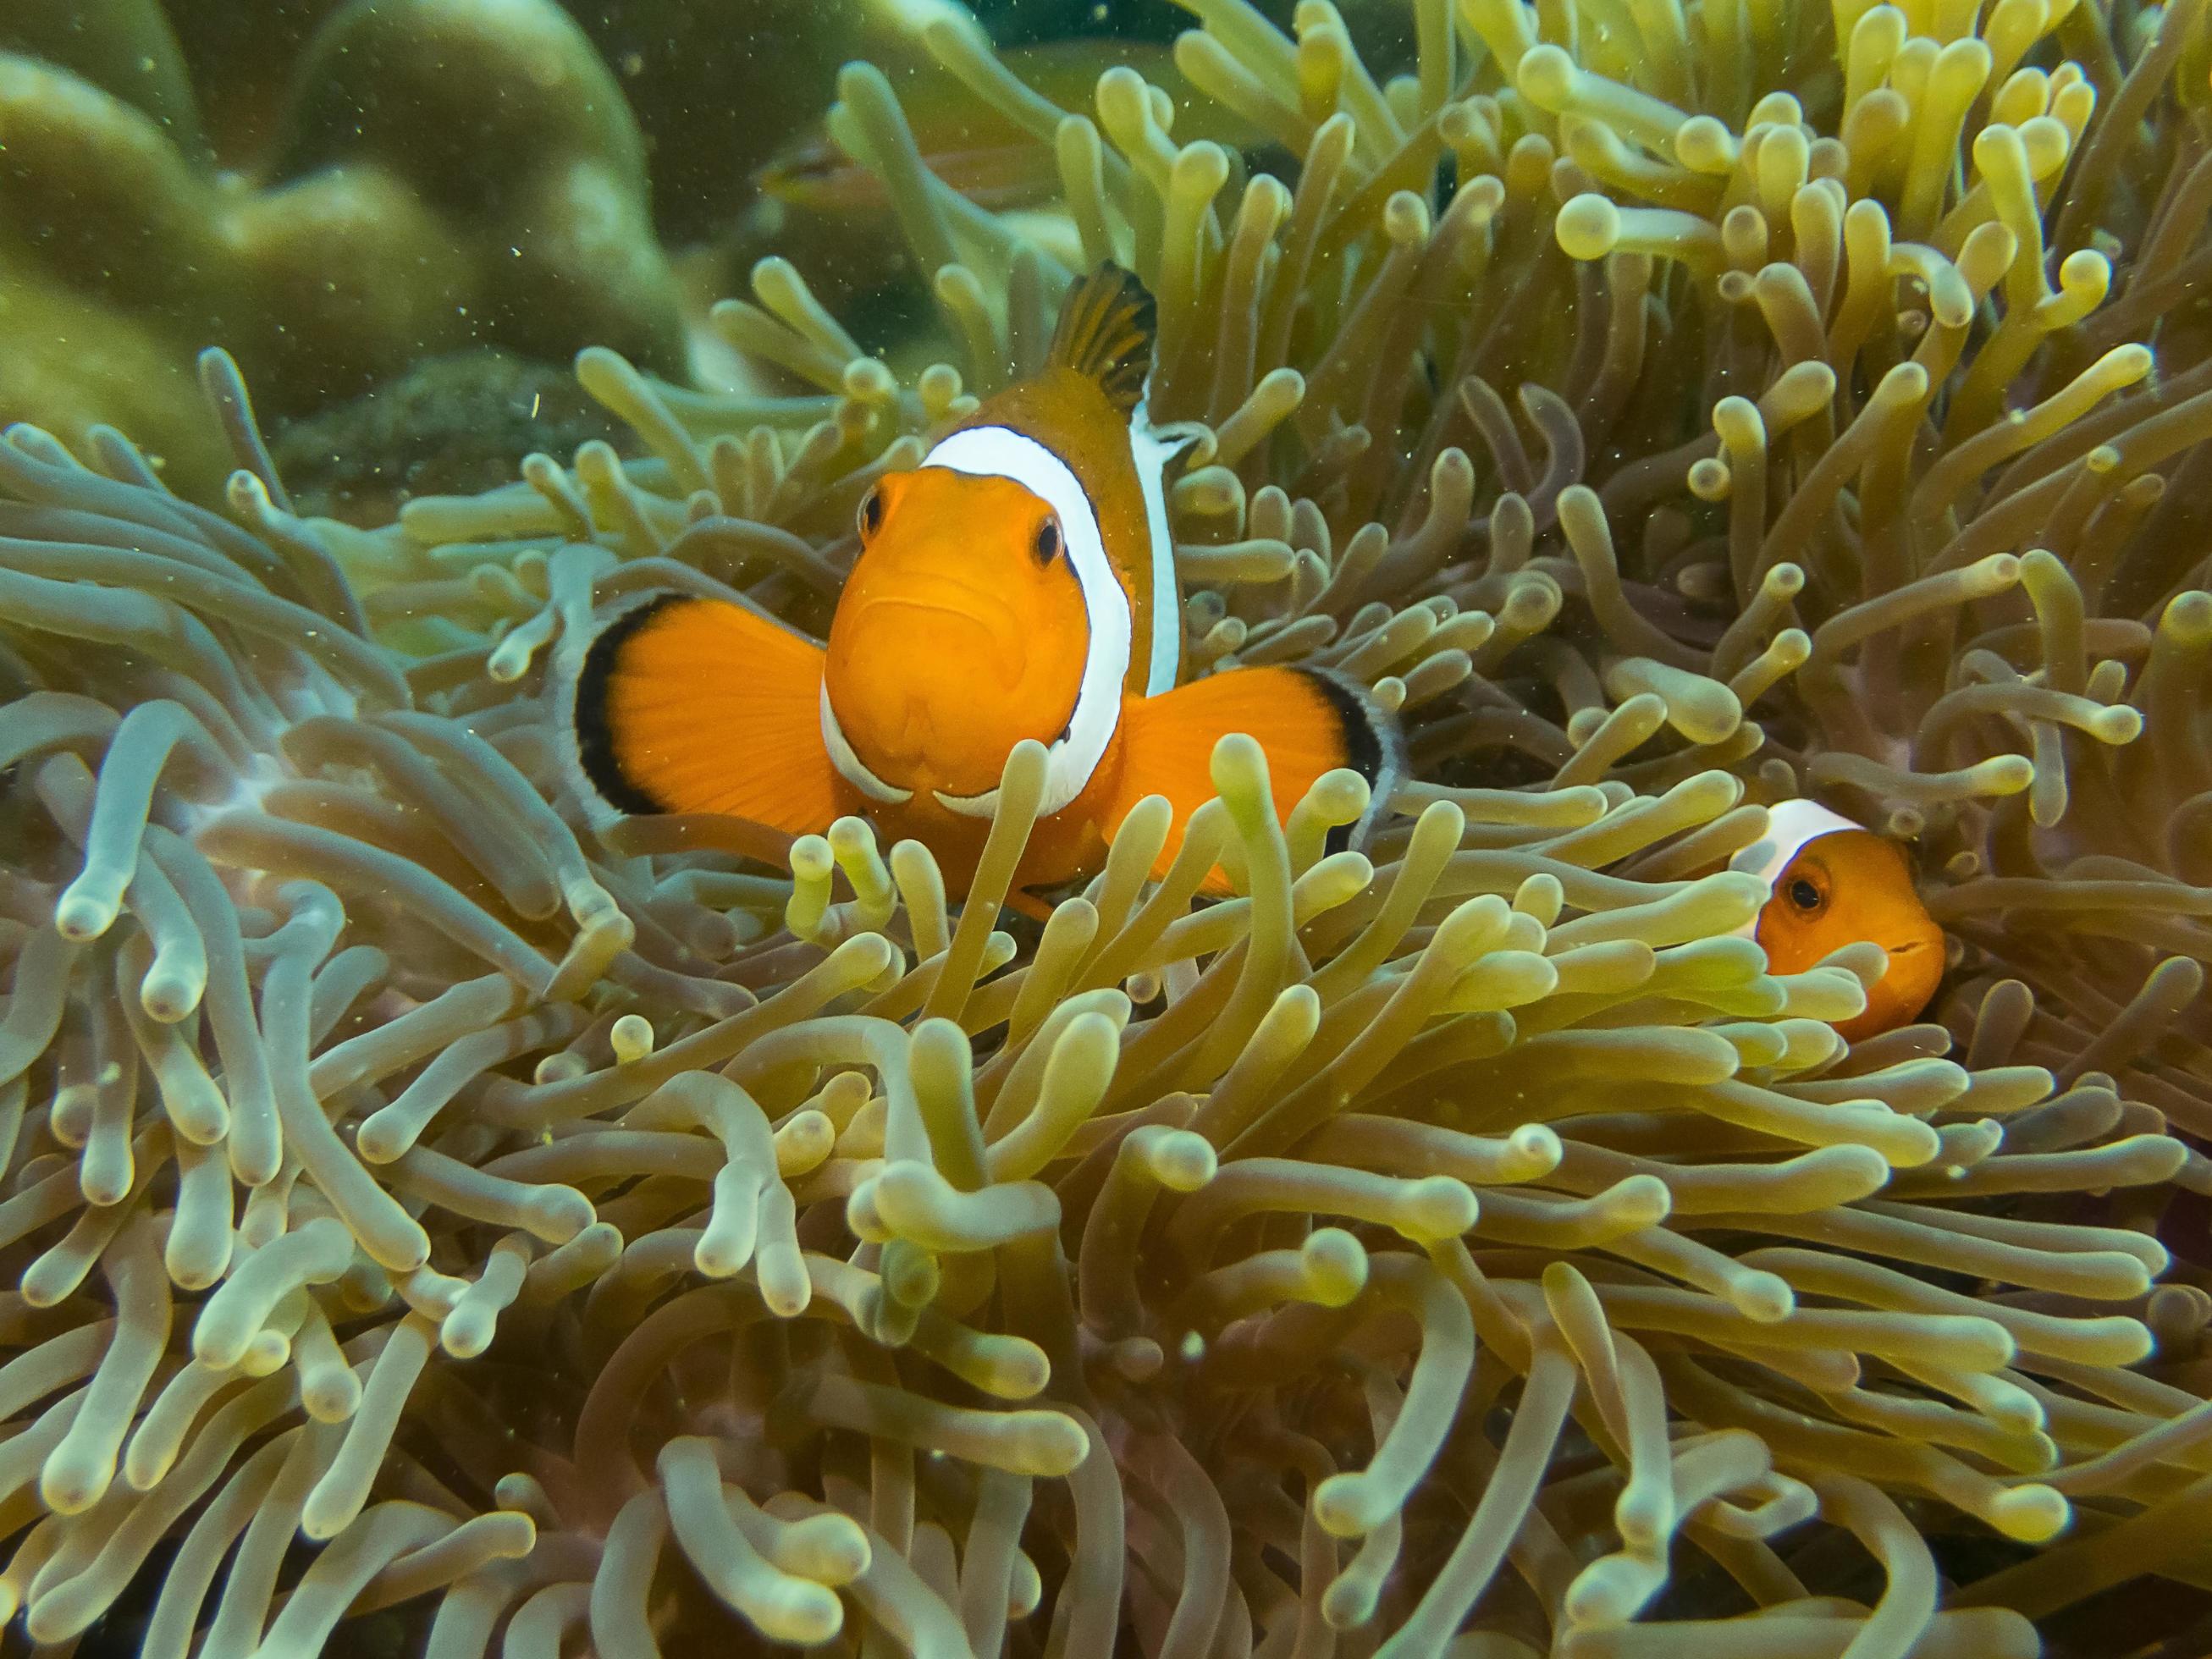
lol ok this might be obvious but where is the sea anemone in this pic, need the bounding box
[6,0,2212,1653]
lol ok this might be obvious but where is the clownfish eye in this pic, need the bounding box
[1033,515,1063,566]
[858,486,885,543]
[1788,877,1823,912]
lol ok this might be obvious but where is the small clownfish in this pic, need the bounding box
[565,263,1400,904]
[1737,799,1945,1040]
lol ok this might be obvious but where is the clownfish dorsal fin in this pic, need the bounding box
[1048,262,1157,417]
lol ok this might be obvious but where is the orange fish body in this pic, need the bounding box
[567,265,1398,903]
[1740,799,1945,1040]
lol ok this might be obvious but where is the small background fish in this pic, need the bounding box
[1736,797,1946,1039]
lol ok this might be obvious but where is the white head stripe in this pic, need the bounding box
[1129,405,1183,697]
[1728,798,1863,938]
[919,425,1130,818]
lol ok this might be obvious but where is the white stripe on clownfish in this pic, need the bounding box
[1728,797,1866,939]
[1129,396,1189,698]
[908,422,1131,820]
[819,682,913,804]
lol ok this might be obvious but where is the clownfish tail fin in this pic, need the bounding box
[1109,664,1404,884]
[565,593,846,840]
[1049,262,1157,416]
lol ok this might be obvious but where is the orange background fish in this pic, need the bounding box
[565,264,1399,904]
[1739,798,1945,1039]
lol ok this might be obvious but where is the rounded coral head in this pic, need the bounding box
[1751,805,1945,1041]
[824,467,1089,800]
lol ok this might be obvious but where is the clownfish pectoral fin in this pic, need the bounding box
[569,594,844,837]
[1048,262,1157,417]
[1110,664,1402,885]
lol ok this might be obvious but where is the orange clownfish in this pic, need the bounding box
[565,263,1400,903]
[1738,799,1945,1040]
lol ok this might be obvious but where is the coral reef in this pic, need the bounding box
[7,0,2212,1655]
[267,351,633,526]
[565,0,913,245]
[0,0,687,497]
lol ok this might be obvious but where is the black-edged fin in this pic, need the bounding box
[565,592,845,837]
[1109,662,1406,882]
[1292,666,1405,855]
[574,594,681,816]
[1048,262,1158,416]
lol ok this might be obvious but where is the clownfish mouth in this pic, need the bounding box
[1878,935,1945,972]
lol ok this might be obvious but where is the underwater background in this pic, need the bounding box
[7,0,2212,1654]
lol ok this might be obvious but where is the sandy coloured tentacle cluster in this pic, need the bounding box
[0,352,2168,1656]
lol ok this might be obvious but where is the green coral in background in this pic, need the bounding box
[0,0,687,499]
